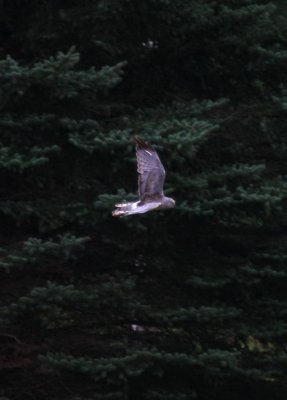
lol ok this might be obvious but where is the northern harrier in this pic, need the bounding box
[112,137,175,217]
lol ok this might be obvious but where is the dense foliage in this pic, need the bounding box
[1,1,287,399]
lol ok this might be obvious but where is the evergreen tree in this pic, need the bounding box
[0,1,287,400]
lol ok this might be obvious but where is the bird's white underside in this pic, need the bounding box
[113,201,161,216]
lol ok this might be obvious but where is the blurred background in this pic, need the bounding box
[1,1,287,399]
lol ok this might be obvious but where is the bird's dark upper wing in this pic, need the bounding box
[134,136,166,203]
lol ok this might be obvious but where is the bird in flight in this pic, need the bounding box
[112,136,175,217]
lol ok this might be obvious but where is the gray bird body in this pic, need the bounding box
[112,137,175,217]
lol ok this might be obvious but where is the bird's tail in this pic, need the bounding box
[114,202,134,208]
[112,202,134,217]
[112,209,128,217]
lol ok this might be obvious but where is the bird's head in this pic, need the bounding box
[163,197,176,208]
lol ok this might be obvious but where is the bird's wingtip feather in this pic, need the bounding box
[134,136,154,151]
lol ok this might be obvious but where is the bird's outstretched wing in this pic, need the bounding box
[134,136,166,203]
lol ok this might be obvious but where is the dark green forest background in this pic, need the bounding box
[1,0,287,399]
